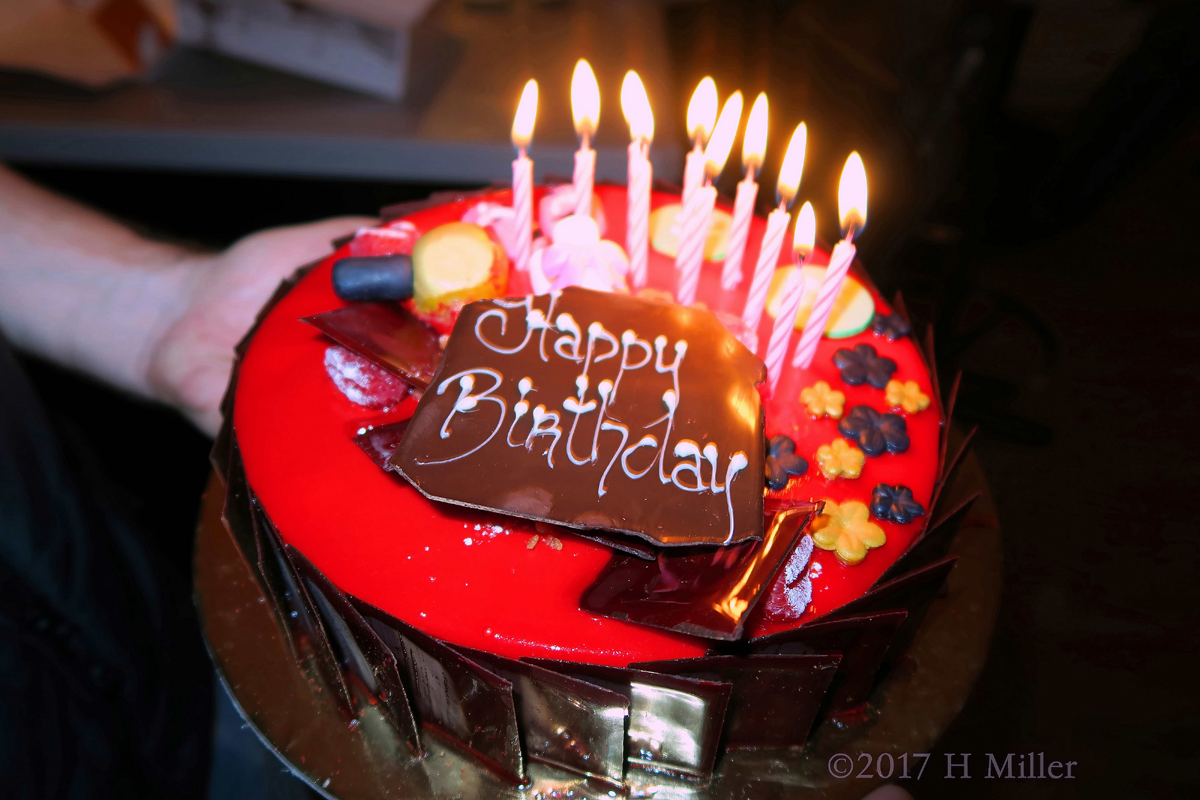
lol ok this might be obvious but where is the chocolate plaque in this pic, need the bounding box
[391,287,767,547]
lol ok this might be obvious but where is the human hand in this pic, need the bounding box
[148,216,374,436]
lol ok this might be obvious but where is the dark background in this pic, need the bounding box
[10,0,1200,797]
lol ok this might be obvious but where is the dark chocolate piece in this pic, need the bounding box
[455,648,628,786]
[923,325,941,414]
[391,287,767,548]
[286,546,423,758]
[351,598,525,783]
[303,303,442,388]
[938,370,963,475]
[560,528,658,560]
[766,435,808,491]
[524,659,732,781]
[870,484,925,524]
[353,419,412,470]
[877,492,980,586]
[254,506,356,721]
[871,311,912,341]
[830,556,959,668]
[833,343,897,389]
[930,422,977,517]
[838,405,910,456]
[631,655,841,750]
[890,290,911,326]
[220,443,262,574]
[332,255,414,302]
[750,610,908,718]
[580,505,819,641]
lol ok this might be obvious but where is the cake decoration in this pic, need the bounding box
[525,660,733,781]
[392,286,767,548]
[814,438,865,480]
[838,405,911,456]
[303,303,442,388]
[886,378,931,414]
[457,647,629,787]
[766,434,808,490]
[870,484,926,524]
[631,655,841,750]
[833,342,897,388]
[353,598,527,783]
[799,380,845,419]
[411,221,509,332]
[763,533,816,621]
[347,222,419,258]
[872,310,912,341]
[878,492,980,585]
[811,499,886,565]
[331,253,414,302]
[324,345,411,409]
[352,419,410,470]
[527,214,630,295]
[751,610,908,717]
[930,422,978,516]
[580,504,818,640]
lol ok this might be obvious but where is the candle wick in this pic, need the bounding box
[844,226,856,246]
[581,131,591,151]
[518,146,527,159]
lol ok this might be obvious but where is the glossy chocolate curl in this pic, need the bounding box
[332,255,415,302]
[392,287,767,548]
[524,660,732,782]
[353,419,412,471]
[303,303,442,388]
[286,546,423,758]
[751,610,908,719]
[351,598,526,783]
[831,555,959,671]
[876,492,980,587]
[456,648,629,787]
[580,505,819,640]
[631,655,841,750]
[930,423,978,518]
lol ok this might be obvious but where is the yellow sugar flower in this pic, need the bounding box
[800,381,845,419]
[885,379,930,414]
[815,438,865,480]
[811,499,886,565]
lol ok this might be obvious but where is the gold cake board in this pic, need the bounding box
[194,446,1001,799]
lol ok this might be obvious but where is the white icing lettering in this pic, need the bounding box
[417,369,506,466]
[525,404,562,468]
[722,451,749,544]
[553,313,584,362]
[670,440,706,492]
[597,420,628,497]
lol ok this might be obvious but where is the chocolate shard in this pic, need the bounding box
[350,598,526,784]
[923,325,940,418]
[930,423,978,517]
[220,443,261,575]
[938,370,963,474]
[749,610,908,720]
[303,303,442,388]
[391,287,768,548]
[630,655,841,751]
[523,659,732,782]
[877,492,980,587]
[454,647,629,787]
[286,547,424,759]
[891,290,911,325]
[353,419,412,471]
[557,527,658,561]
[580,505,818,641]
[255,506,356,721]
[829,556,959,673]
[380,187,497,222]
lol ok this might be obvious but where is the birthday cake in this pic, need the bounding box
[213,182,978,786]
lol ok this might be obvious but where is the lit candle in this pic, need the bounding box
[675,91,741,306]
[571,59,600,218]
[681,77,717,208]
[720,92,768,290]
[764,201,816,392]
[510,79,538,272]
[740,122,806,352]
[792,152,868,368]
[621,70,654,289]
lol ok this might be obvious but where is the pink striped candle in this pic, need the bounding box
[512,152,534,271]
[738,205,789,353]
[573,139,595,217]
[570,60,599,218]
[682,143,706,208]
[764,267,806,392]
[627,140,652,287]
[720,176,758,289]
[791,239,855,368]
[674,184,716,305]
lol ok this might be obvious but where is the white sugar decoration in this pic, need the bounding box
[463,537,473,546]
[784,535,815,585]
[784,577,813,617]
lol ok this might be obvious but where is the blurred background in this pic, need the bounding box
[2,1,1196,797]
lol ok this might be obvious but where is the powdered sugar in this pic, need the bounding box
[324,345,411,408]
[765,534,817,621]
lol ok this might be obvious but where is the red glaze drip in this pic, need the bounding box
[234,184,941,665]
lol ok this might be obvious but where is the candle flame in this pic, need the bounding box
[742,92,768,171]
[686,77,718,144]
[620,70,654,143]
[839,151,868,234]
[571,59,600,137]
[511,79,538,149]
[793,201,816,259]
[776,122,807,204]
[704,91,743,178]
